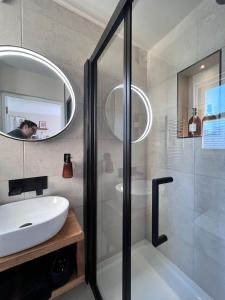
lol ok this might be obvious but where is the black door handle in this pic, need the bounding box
[152,177,173,247]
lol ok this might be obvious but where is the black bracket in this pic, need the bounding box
[152,177,173,247]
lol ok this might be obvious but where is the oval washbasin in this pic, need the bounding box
[115,180,152,209]
[0,196,69,257]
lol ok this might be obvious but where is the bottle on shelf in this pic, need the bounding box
[188,107,202,137]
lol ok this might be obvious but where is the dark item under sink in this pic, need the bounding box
[50,245,76,289]
[20,256,52,300]
[0,269,15,300]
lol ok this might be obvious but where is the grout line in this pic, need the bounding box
[21,0,23,47]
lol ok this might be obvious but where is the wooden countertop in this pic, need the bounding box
[0,209,84,272]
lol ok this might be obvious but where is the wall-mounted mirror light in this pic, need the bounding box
[105,84,152,143]
[0,46,75,141]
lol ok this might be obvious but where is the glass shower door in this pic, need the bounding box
[85,1,132,299]
[96,21,125,300]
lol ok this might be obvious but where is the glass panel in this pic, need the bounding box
[132,1,225,300]
[96,22,124,300]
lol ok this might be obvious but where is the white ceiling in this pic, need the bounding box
[54,0,203,50]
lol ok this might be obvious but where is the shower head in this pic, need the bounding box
[216,0,225,4]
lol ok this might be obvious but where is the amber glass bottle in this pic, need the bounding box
[188,107,201,137]
[62,153,73,178]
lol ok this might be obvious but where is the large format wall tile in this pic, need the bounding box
[0,0,22,46]
[22,0,103,44]
[195,138,225,179]
[194,224,225,269]
[194,248,225,300]
[159,236,194,279]
[24,138,83,178]
[24,175,83,207]
[0,180,24,205]
[0,136,24,181]
[195,174,225,214]
[197,0,225,60]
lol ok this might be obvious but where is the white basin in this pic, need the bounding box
[115,180,165,209]
[0,196,69,257]
[116,180,152,196]
[115,180,152,209]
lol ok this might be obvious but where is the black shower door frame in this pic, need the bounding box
[84,0,133,299]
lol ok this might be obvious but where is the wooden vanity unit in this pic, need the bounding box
[0,209,85,299]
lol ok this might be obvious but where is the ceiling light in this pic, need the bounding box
[200,65,205,69]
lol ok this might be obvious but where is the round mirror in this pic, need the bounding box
[105,84,152,143]
[0,46,75,141]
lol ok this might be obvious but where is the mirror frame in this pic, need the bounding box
[105,84,152,143]
[0,46,76,142]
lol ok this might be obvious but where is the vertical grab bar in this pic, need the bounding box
[152,177,173,247]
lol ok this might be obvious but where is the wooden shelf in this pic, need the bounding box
[0,209,85,299]
[50,274,85,299]
[0,209,84,272]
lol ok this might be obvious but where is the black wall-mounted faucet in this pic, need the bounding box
[8,176,48,196]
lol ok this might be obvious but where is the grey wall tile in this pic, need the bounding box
[0,0,21,46]
[0,180,24,205]
[194,248,225,300]
[195,174,225,214]
[195,138,225,179]
[24,138,83,178]
[0,136,24,181]
[159,236,194,279]
[195,224,225,269]
[197,0,225,60]
[24,175,83,207]
[23,0,103,43]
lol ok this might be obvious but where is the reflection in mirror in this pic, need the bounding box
[105,84,152,143]
[0,46,75,141]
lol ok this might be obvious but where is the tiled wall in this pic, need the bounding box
[146,1,225,299]
[0,0,103,225]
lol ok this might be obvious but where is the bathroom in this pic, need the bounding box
[0,0,225,299]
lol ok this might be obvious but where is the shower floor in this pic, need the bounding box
[97,240,212,300]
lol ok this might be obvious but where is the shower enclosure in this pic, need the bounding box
[84,0,225,299]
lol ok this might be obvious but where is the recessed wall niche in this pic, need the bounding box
[177,50,222,138]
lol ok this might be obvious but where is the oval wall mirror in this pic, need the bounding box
[105,84,152,143]
[0,46,75,141]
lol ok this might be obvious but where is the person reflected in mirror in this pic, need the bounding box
[8,120,37,139]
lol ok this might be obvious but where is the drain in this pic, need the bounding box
[19,223,32,228]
